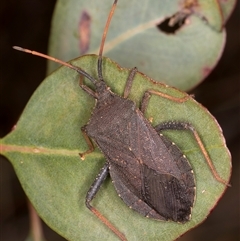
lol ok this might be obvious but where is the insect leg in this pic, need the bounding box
[154,121,229,186]
[79,75,98,98]
[140,89,190,114]
[79,126,95,160]
[86,162,127,241]
[123,67,138,98]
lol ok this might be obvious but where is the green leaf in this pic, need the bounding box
[197,0,237,30]
[1,55,231,241]
[47,0,235,91]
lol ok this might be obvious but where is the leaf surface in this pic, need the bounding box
[47,0,235,90]
[1,55,231,241]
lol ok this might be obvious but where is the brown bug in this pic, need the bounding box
[13,0,229,240]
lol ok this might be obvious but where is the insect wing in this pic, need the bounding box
[142,163,194,222]
[86,94,195,221]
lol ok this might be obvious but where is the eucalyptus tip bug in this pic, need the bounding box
[13,0,230,240]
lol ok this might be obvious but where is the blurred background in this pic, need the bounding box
[0,0,239,240]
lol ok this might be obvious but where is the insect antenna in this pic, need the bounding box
[97,0,118,82]
[13,0,118,85]
[12,46,97,84]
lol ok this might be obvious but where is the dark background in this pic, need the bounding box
[0,1,239,240]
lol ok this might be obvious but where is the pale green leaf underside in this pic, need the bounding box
[48,0,235,90]
[1,56,231,241]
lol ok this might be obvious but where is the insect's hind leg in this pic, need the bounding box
[86,162,109,208]
[154,121,229,186]
[86,162,127,241]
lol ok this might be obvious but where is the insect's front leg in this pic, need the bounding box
[123,67,138,98]
[154,121,229,186]
[79,75,98,98]
[79,126,95,160]
[86,162,127,241]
